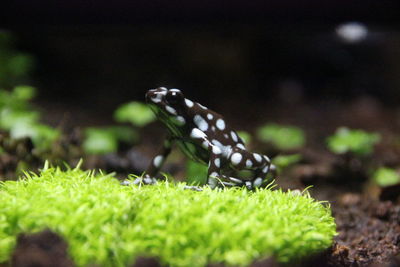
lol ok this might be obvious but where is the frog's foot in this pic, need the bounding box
[207,174,244,189]
[184,185,203,191]
[120,176,157,186]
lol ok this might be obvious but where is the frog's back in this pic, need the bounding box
[176,101,245,163]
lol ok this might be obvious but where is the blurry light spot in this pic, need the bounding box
[336,22,368,43]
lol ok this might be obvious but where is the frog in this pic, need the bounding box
[134,87,276,189]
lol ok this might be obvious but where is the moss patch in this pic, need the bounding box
[0,167,336,266]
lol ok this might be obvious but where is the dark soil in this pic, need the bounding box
[11,229,74,267]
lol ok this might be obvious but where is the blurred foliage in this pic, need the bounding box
[327,127,380,157]
[114,101,156,127]
[256,123,305,150]
[0,32,34,88]
[186,160,208,185]
[373,167,400,187]
[237,130,252,145]
[83,126,138,155]
[272,154,302,172]
[0,86,60,151]
[84,101,151,155]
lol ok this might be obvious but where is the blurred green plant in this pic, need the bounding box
[82,101,154,155]
[326,127,380,157]
[0,166,336,266]
[83,126,138,155]
[0,86,60,150]
[256,123,305,150]
[272,154,302,172]
[114,101,156,127]
[0,32,34,88]
[186,160,208,185]
[373,167,400,187]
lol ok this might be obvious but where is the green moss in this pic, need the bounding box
[0,167,336,266]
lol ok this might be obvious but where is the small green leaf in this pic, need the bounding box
[83,128,118,155]
[106,126,139,144]
[256,124,305,150]
[327,127,380,156]
[114,101,155,127]
[272,154,302,170]
[82,126,138,155]
[32,124,60,150]
[373,167,400,187]
[13,85,36,101]
[8,55,34,77]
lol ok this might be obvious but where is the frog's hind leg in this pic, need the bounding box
[228,147,275,189]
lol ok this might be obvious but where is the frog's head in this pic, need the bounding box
[146,87,188,128]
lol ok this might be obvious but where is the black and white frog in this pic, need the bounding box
[136,87,275,189]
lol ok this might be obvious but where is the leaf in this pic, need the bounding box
[83,128,118,155]
[272,154,302,170]
[114,101,155,127]
[326,127,380,156]
[373,167,400,187]
[256,124,305,150]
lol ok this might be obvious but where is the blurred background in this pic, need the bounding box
[2,0,400,128]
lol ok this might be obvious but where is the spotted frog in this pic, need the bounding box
[140,87,275,189]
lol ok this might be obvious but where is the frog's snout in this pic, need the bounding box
[145,89,156,102]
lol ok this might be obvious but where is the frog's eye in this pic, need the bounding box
[166,89,184,105]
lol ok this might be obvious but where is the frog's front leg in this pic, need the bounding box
[144,138,173,178]
[228,147,275,189]
[126,137,173,186]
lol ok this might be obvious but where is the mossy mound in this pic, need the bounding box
[0,166,336,266]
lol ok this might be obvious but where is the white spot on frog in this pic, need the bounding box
[214,158,220,168]
[246,159,253,168]
[216,119,225,130]
[185,98,194,108]
[212,146,222,154]
[254,154,262,162]
[253,177,263,187]
[236,143,245,150]
[198,103,207,110]
[190,128,206,139]
[231,131,238,142]
[194,115,208,131]
[173,116,185,125]
[165,105,177,115]
[262,165,269,173]
[153,155,164,168]
[207,113,213,120]
[231,153,242,165]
